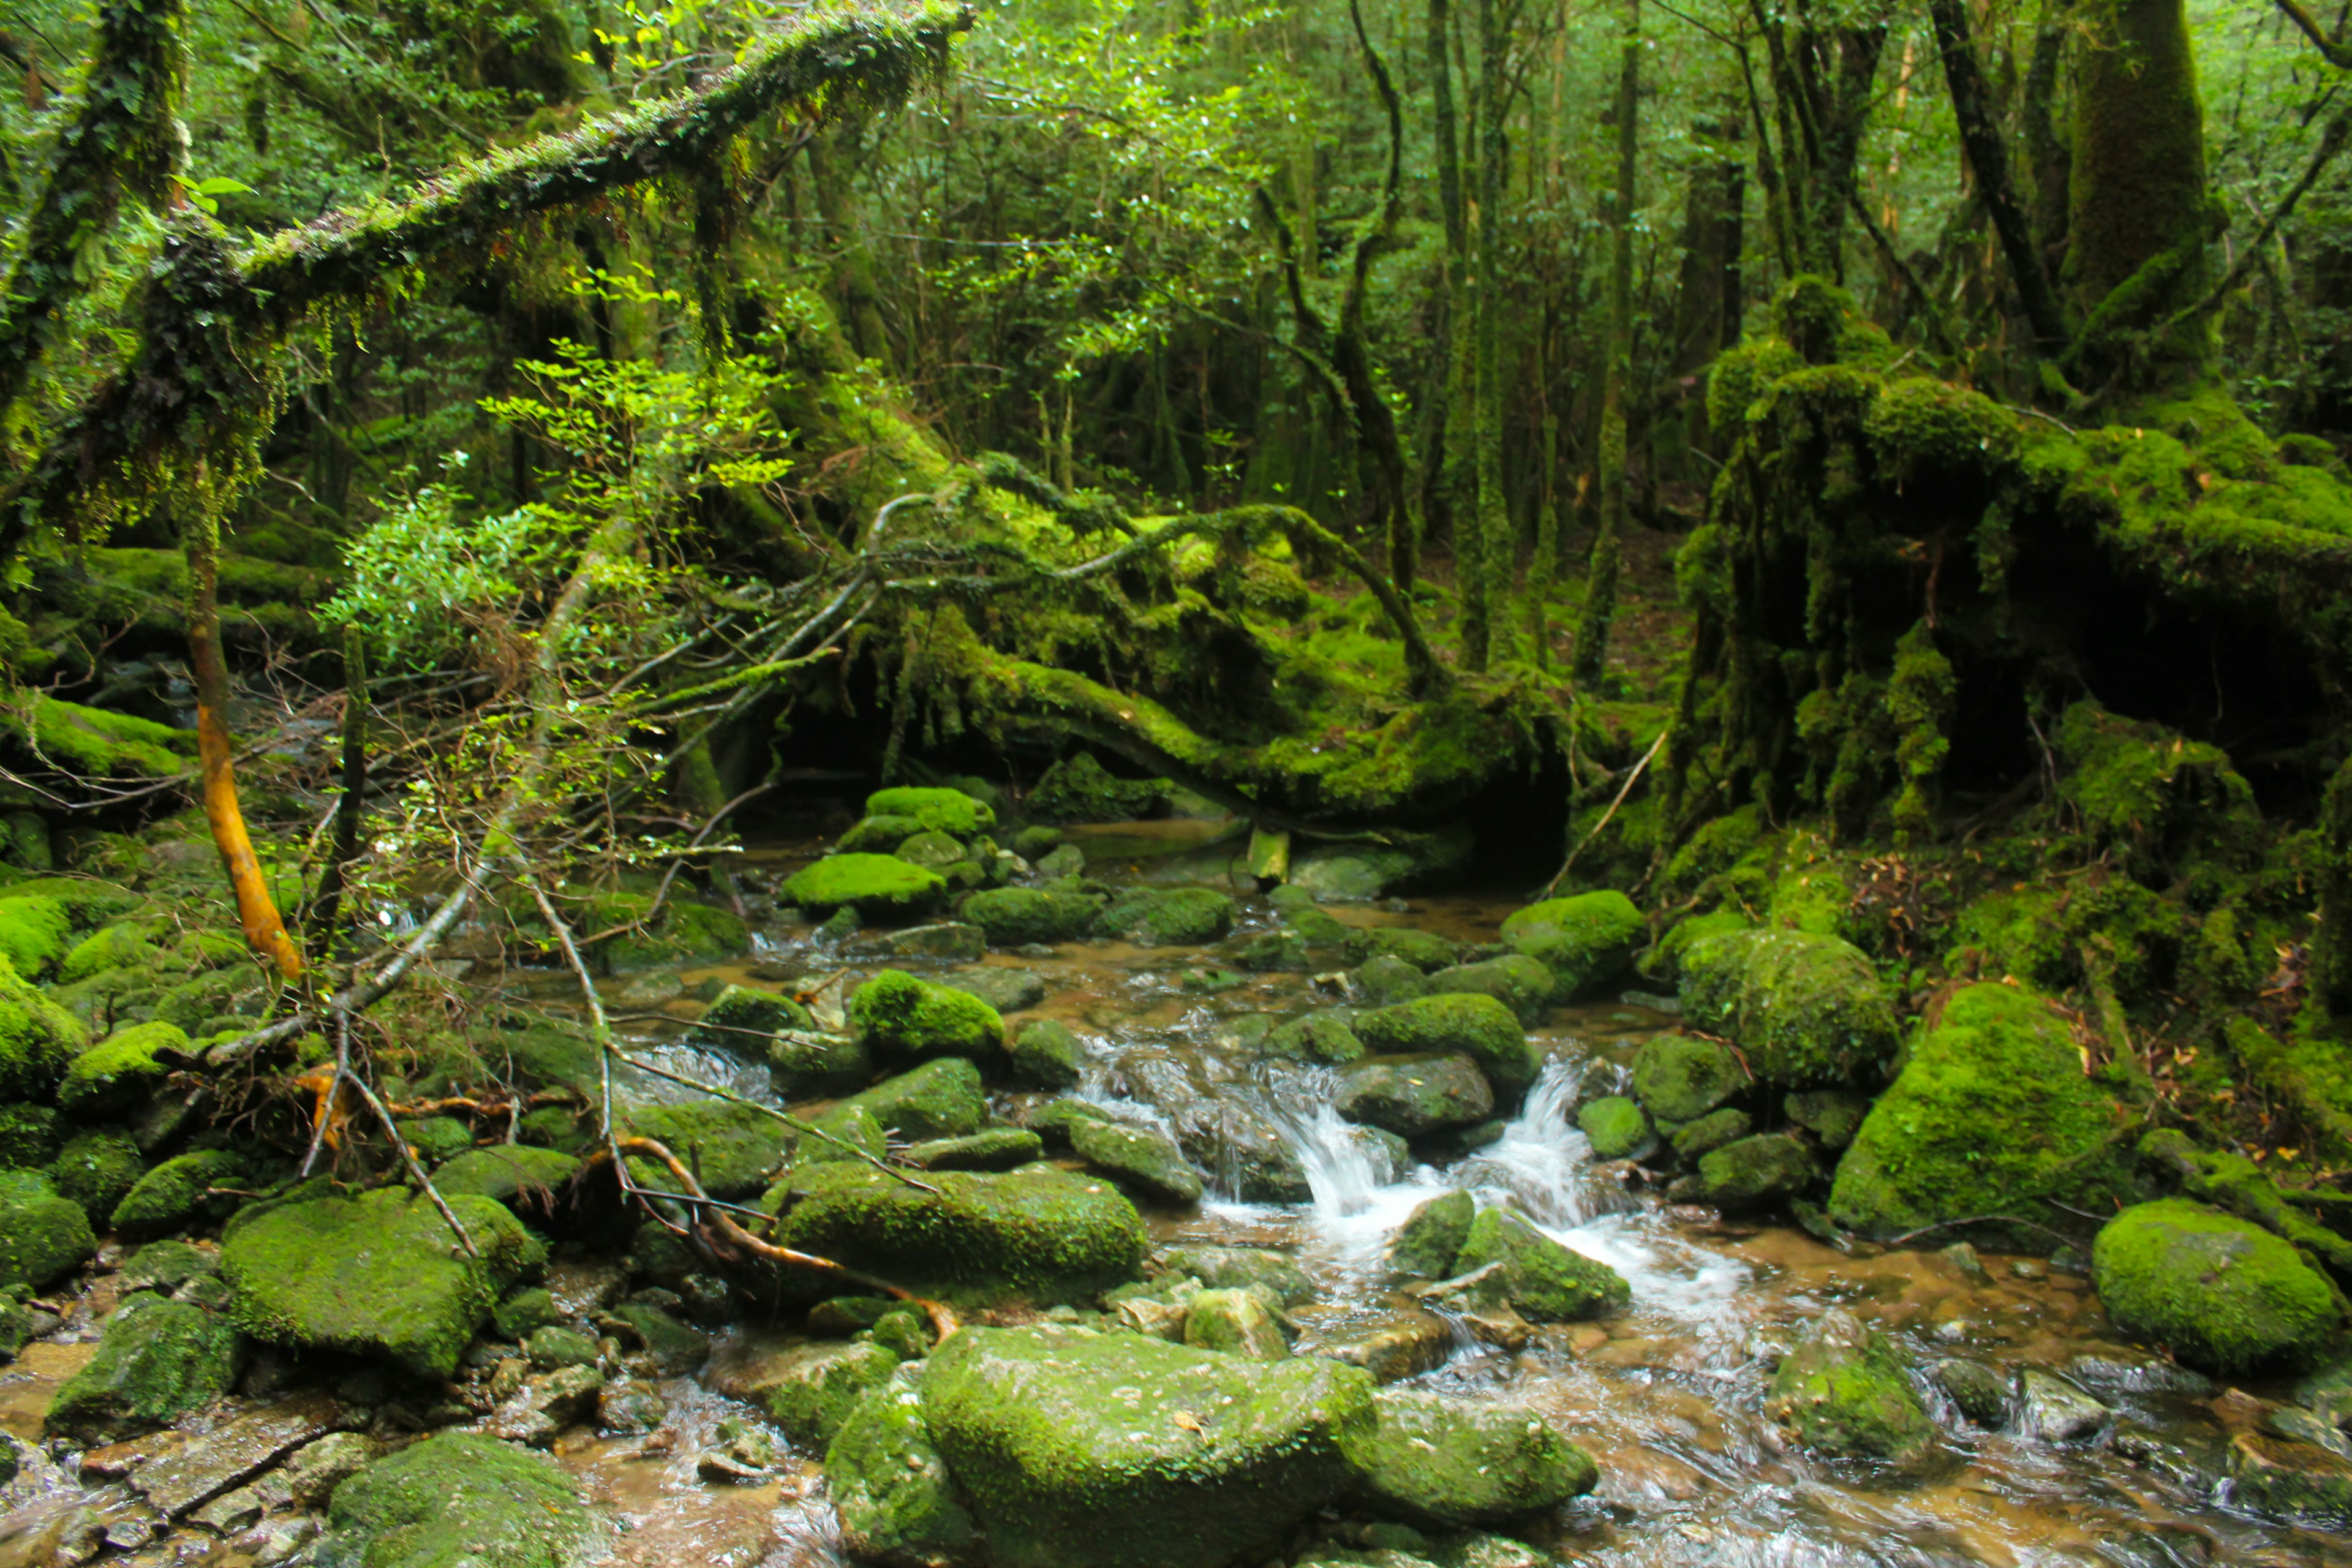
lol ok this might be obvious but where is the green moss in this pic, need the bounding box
[1344,1389,1595,1528]
[2092,1198,2340,1375]
[1669,1107,1753,1160]
[1027,752,1169,823]
[1352,994,1536,1096]
[839,812,929,853]
[1644,909,1751,982]
[432,1146,581,1214]
[1827,982,2139,1242]
[1453,1208,1629,1322]
[111,1148,244,1239]
[959,886,1104,945]
[1,697,195,780]
[0,895,71,977]
[1335,1054,1494,1136]
[1763,1308,1936,1463]
[1009,1018,1084,1089]
[1422,956,1555,1026]
[222,1187,543,1379]
[0,1102,61,1167]
[839,1056,987,1140]
[745,1339,902,1446]
[317,1431,606,1568]
[1946,890,2075,990]
[50,1128,145,1223]
[780,853,948,920]
[398,1117,475,1164]
[1350,928,1460,973]
[1678,927,1897,1085]
[826,1366,987,1568]
[2055,702,2260,882]
[1091,887,1236,946]
[864,786,995,840]
[683,985,813,1052]
[1706,337,1805,431]
[1496,891,1643,998]
[1387,1189,1474,1279]
[620,1099,790,1199]
[922,1324,1377,1568]
[58,921,158,985]
[59,1020,190,1115]
[1264,1012,1365,1065]
[43,1296,243,1442]
[0,952,86,1100]
[1692,1133,1819,1209]
[849,968,1005,1061]
[0,1174,96,1289]
[1068,1117,1204,1205]
[1576,1096,1652,1160]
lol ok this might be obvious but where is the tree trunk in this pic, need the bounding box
[1926,0,2070,353]
[1572,0,1639,688]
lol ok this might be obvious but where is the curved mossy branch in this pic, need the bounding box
[1,0,975,552]
[0,0,187,428]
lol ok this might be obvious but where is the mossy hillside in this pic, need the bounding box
[921,1324,1379,1568]
[112,1147,244,1238]
[1497,891,1643,997]
[316,1431,608,1568]
[2092,1198,2341,1376]
[43,1295,243,1442]
[850,968,1005,1062]
[1351,993,1536,1096]
[1344,1389,1597,1528]
[780,853,948,920]
[1678,927,1897,1086]
[222,1187,544,1379]
[0,952,88,1100]
[58,1020,190,1116]
[1828,982,2139,1243]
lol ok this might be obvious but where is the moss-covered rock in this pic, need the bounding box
[1498,891,1643,998]
[111,1147,243,1239]
[1093,887,1237,947]
[1763,1308,1936,1463]
[1576,1097,1652,1161]
[58,1020,190,1117]
[922,1323,1378,1568]
[1629,1035,1745,1122]
[1387,1190,1475,1280]
[1069,1118,1203,1205]
[960,886,1105,946]
[1335,1055,1495,1137]
[851,969,1005,1062]
[1687,1133,1818,1210]
[840,813,929,854]
[1679,928,1896,1085]
[2054,702,2260,883]
[1785,1089,1866,1149]
[0,1170,96,1288]
[50,1127,143,1223]
[433,1146,582,1216]
[1355,953,1431,1006]
[865,786,996,840]
[1422,956,1555,1027]
[733,1338,900,1446]
[0,952,85,1100]
[0,1101,61,1167]
[827,1365,987,1568]
[766,1027,873,1102]
[780,854,949,921]
[1008,1018,1083,1089]
[43,1295,242,1441]
[57,918,160,985]
[1027,753,1169,823]
[223,1187,544,1378]
[769,1165,1146,1306]
[903,1128,1046,1171]
[1157,1245,1316,1304]
[0,894,72,978]
[620,1099,791,1199]
[2091,1198,2340,1375]
[119,1238,219,1294]
[840,1057,989,1140]
[1453,1208,1628,1322]
[1827,983,2138,1241]
[315,1431,608,1568]
[681,985,813,1054]
[1352,995,1536,1096]
[1183,1287,1289,1358]
[1344,1389,1596,1527]
[1350,927,1460,973]
[1667,1107,1751,1162]
[399,1117,475,1165]
[1264,1011,1366,1065]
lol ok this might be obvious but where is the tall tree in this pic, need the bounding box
[1573,0,1640,688]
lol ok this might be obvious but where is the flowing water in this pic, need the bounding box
[6,830,2350,1568]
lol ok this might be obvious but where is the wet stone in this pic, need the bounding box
[901,1128,1046,1170]
[941,966,1046,1014]
[481,1364,604,1446]
[1305,1309,1455,1384]
[597,1378,666,1434]
[2016,1367,2109,1442]
[1068,1117,1204,1205]
[1183,1287,1288,1359]
[1931,1359,2010,1426]
[124,1390,354,1518]
[1335,1054,1494,1137]
[1158,1245,1316,1304]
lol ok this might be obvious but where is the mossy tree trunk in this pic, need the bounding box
[1571,0,1638,689]
[1460,0,1501,673]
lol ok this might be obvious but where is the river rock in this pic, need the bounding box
[840,1056,989,1140]
[314,1431,608,1568]
[1423,956,1556,1027]
[1355,954,1432,1005]
[1785,1088,1868,1148]
[922,1323,1377,1568]
[960,886,1104,946]
[682,984,815,1053]
[1387,1190,1475,1280]
[1682,1133,1818,1210]
[846,921,991,963]
[1498,890,1643,997]
[1629,1035,1744,1123]
[1352,994,1537,1096]
[903,1128,1046,1171]
[431,1146,581,1219]
[1763,1308,1936,1463]
[1308,1310,1456,1383]
[1186,1101,1313,1202]
[1453,1208,1627,1322]
[43,1296,243,1443]
[768,1027,874,1101]
[111,1147,245,1238]
[620,1099,793,1198]
[2091,1197,2340,1374]
[718,1337,899,1447]
[1264,1011,1367,1065]
[483,1363,605,1446]
[1346,1390,1596,1527]
[942,967,1046,1016]
[1666,1107,1751,1163]
[2016,1367,2109,1442]
[1931,1358,2010,1425]
[0,1171,94,1290]
[827,1363,987,1568]
[1008,1018,1083,1088]
[1679,927,1898,1085]
[601,1301,708,1373]
[223,1187,542,1379]
[1336,1054,1494,1136]
[1351,928,1460,973]
[851,969,1006,1062]
[1093,887,1237,946]
[1159,1245,1316,1303]
[2228,1428,2352,1527]
[781,853,950,921]
[1577,1096,1651,1160]
[1183,1287,1288,1358]
[1070,1117,1205,1205]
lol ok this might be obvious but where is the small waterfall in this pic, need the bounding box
[1457,1058,1610,1229]
[1294,1099,1388,1219]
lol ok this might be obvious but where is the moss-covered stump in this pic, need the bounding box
[1068,1117,1204,1205]
[620,1100,791,1199]
[2090,1198,2341,1375]
[1498,891,1644,998]
[767,1165,1145,1306]
[433,1147,582,1217]
[960,886,1104,946]
[1421,956,1556,1027]
[111,1147,244,1239]
[1345,1390,1596,1528]
[840,1057,989,1140]
[1092,888,1237,946]
[1453,1208,1628,1322]
[42,1295,243,1442]
[851,970,1006,1063]
[1335,1055,1495,1137]
[223,1188,544,1379]
[827,1364,987,1568]
[1386,1190,1475,1280]
[1763,1308,1936,1464]
[921,1323,1378,1568]
[1826,983,2138,1242]
[1678,928,1896,1085]
[782,854,949,921]
[0,1170,96,1289]
[0,952,86,1100]
[58,1020,190,1117]
[315,1431,609,1568]
[1629,1035,1746,1123]
[1351,995,1536,1097]
[1577,1097,1653,1161]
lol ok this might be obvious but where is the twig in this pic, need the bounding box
[1883,1213,2078,1247]
[344,1048,480,1257]
[1544,723,1670,896]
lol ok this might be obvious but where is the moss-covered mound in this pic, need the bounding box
[850,968,1005,1061]
[1827,982,2138,1241]
[1763,1307,1936,1464]
[222,1188,543,1378]
[2091,1198,2341,1376]
[1453,1207,1628,1321]
[839,1057,990,1141]
[315,1432,608,1568]
[0,1170,96,1289]
[1092,887,1237,946]
[1,696,196,780]
[865,786,996,840]
[1679,927,1896,1085]
[681,985,814,1054]
[58,1020,190,1115]
[0,895,72,978]
[58,921,157,986]
[43,1295,243,1442]
[1351,993,1537,1096]
[767,1165,1146,1306]
[1344,1389,1596,1527]
[921,1323,1378,1568]
[1498,891,1643,998]
[0,952,86,1100]
[111,1147,244,1239]
[780,854,949,920]
[960,886,1105,946]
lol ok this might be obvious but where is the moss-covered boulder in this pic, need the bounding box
[1687,1133,1818,1210]
[840,1057,989,1140]
[0,1101,60,1167]
[111,1147,243,1239]
[1092,888,1237,946]
[2091,1198,2340,1375]
[0,1170,96,1289]
[1453,1208,1627,1322]
[1264,1011,1366,1065]
[1763,1308,1936,1464]
[43,1295,243,1442]
[1027,753,1167,823]
[0,895,72,978]
[851,969,1005,1062]
[0,952,86,1101]
[1069,1118,1204,1205]
[1335,1055,1494,1137]
[1422,956,1555,1027]
[1183,1287,1288,1359]
[1387,1190,1475,1280]
[433,1146,582,1216]
[781,854,949,921]
[1352,995,1536,1097]
[223,1187,544,1378]
[1158,1245,1316,1304]
[1355,954,1430,1006]
[827,1365,987,1568]
[903,1128,1047,1171]
[1008,1018,1083,1089]
[682,985,813,1054]
[768,1165,1146,1306]
[726,1338,900,1446]
[1498,891,1643,998]
[1629,1035,1745,1122]
[1350,927,1460,973]
[51,1127,143,1222]
[1827,983,2137,1240]
[58,922,157,986]
[839,812,928,854]
[961,886,1104,946]
[1576,1097,1652,1161]
[1667,1107,1751,1162]
[1344,1390,1596,1527]
[58,1020,190,1117]
[865,786,997,840]
[922,1323,1378,1568]
[1679,928,1896,1085]
[620,1099,791,1199]
[315,1431,608,1568]
[1785,1089,1867,1149]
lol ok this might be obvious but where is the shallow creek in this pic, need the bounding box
[3,826,2346,1568]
